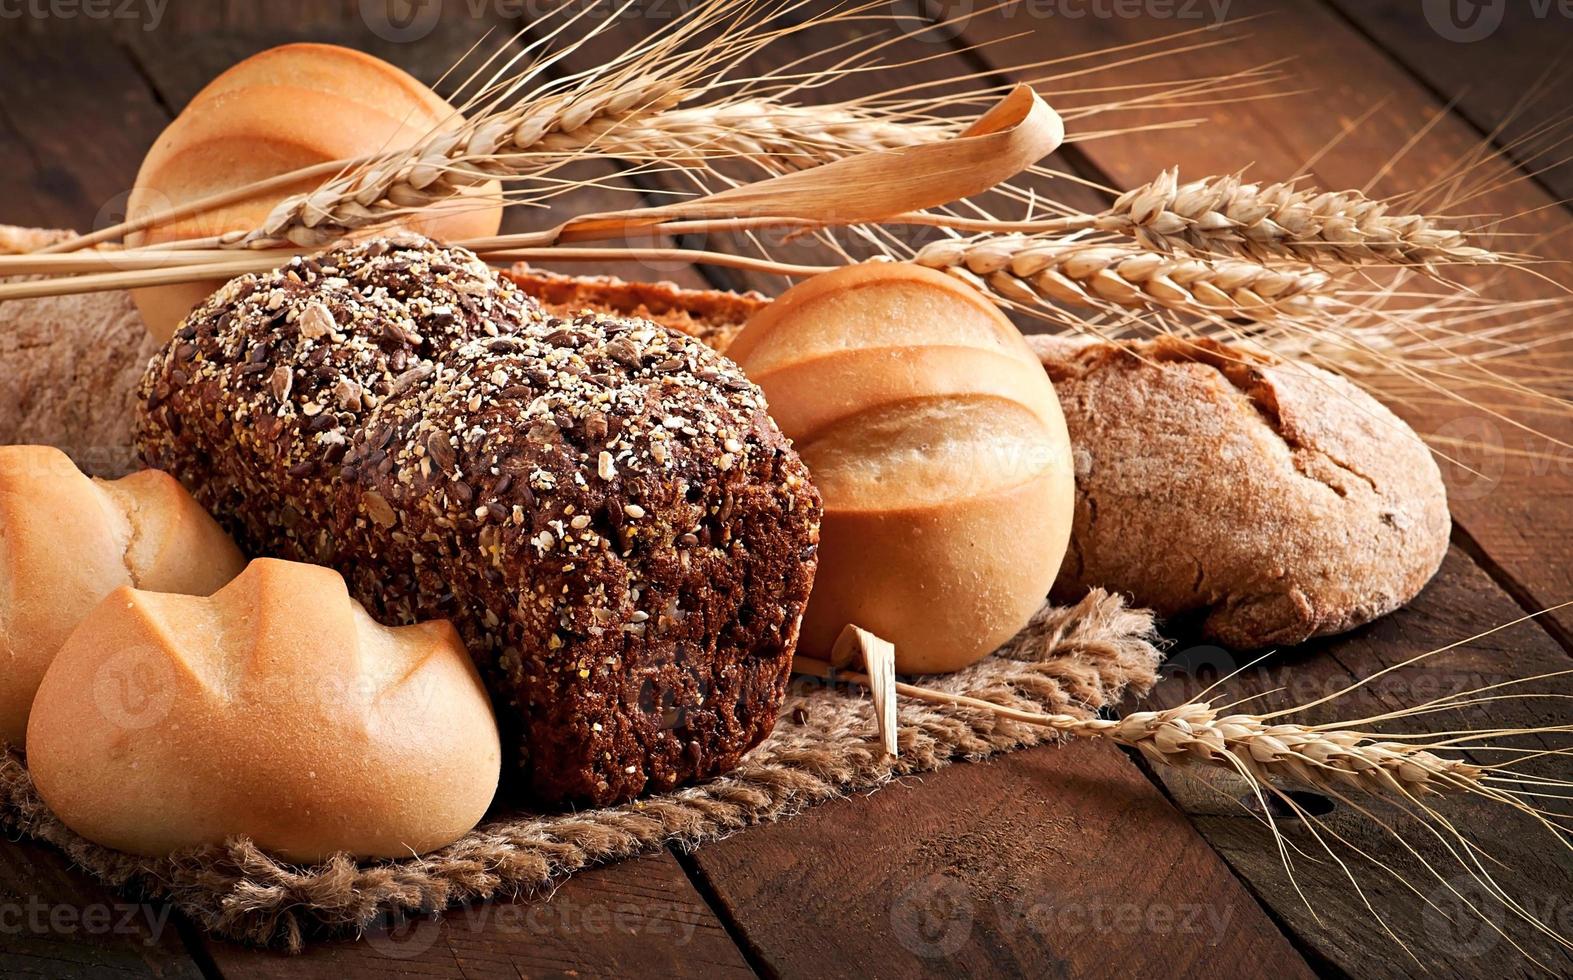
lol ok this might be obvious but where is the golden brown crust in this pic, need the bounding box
[1032,334,1449,649]
[136,236,821,806]
[0,445,245,747]
[503,264,766,353]
[27,558,500,861]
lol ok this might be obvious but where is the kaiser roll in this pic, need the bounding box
[126,43,503,341]
[729,262,1075,673]
[27,558,501,862]
[0,445,245,747]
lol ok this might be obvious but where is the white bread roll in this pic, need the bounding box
[729,263,1075,673]
[0,445,245,747]
[127,43,504,341]
[27,558,501,862]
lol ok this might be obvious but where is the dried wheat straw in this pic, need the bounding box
[1094,167,1499,267]
[914,235,1330,321]
[795,659,1532,805]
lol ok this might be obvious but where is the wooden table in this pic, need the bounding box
[3,2,1571,977]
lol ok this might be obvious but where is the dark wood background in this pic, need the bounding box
[2,1,1571,977]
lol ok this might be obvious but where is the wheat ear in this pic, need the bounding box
[793,657,1489,800]
[250,87,972,249]
[1092,167,1501,267]
[914,235,1330,321]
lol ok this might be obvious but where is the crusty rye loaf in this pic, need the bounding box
[0,226,156,476]
[1033,334,1449,649]
[136,235,821,806]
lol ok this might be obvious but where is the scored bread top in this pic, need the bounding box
[26,557,500,861]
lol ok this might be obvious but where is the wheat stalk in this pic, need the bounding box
[1091,167,1500,267]
[249,95,954,248]
[793,657,1491,800]
[913,234,1330,321]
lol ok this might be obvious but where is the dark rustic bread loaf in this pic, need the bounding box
[1032,334,1449,649]
[136,234,821,806]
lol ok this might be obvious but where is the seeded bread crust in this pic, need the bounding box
[1032,334,1449,649]
[135,235,821,806]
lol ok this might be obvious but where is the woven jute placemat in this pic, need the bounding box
[0,590,1160,951]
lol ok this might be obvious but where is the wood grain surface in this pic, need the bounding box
[0,2,1569,977]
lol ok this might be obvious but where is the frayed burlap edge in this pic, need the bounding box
[0,588,1161,952]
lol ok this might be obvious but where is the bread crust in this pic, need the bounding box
[502,265,766,353]
[136,236,820,806]
[27,558,500,861]
[0,226,155,476]
[0,446,245,746]
[1033,335,1449,649]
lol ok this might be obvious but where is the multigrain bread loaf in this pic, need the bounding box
[136,235,821,806]
[0,226,156,476]
[0,445,245,747]
[1032,334,1449,649]
[28,558,500,862]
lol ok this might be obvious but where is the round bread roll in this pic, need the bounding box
[729,262,1075,673]
[127,43,503,342]
[1034,334,1450,649]
[0,445,245,748]
[27,558,501,861]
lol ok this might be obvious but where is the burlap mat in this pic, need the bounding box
[0,590,1160,951]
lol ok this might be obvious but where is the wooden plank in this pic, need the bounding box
[686,738,1313,978]
[945,0,1573,650]
[942,6,1573,973]
[0,837,205,979]
[204,852,754,980]
[0,33,171,232]
[1323,0,1573,206]
[1145,548,1573,977]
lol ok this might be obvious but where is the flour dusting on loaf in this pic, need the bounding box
[136,235,821,805]
[0,225,155,476]
[1033,334,1449,649]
